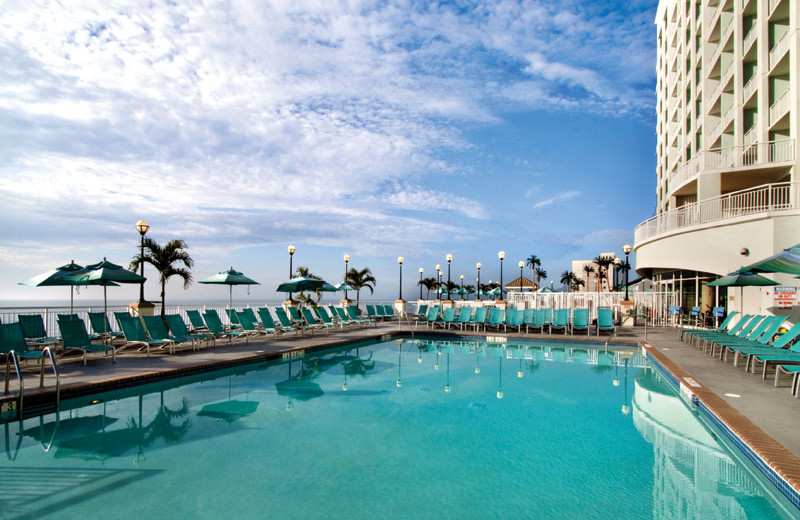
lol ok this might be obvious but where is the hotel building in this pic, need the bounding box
[635,0,799,316]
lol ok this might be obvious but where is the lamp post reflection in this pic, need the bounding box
[395,339,404,388]
[497,353,504,399]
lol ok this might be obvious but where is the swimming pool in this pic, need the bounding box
[2,337,797,519]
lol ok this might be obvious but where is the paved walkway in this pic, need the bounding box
[3,322,800,460]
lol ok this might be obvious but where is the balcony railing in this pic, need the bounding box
[769,0,781,17]
[769,30,790,70]
[743,124,758,146]
[635,181,800,245]
[742,75,758,103]
[668,139,795,189]
[770,90,790,126]
[743,26,758,54]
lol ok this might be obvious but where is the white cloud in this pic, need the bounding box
[532,190,581,209]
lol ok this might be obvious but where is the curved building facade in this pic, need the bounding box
[635,0,800,316]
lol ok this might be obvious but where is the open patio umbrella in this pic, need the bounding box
[734,243,800,276]
[276,276,329,293]
[335,282,355,292]
[199,267,260,322]
[707,271,778,313]
[19,261,87,313]
[63,258,145,336]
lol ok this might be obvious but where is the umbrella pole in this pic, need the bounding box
[229,285,233,326]
[104,286,108,345]
[70,287,74,315]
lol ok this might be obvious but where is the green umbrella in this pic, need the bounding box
[734,244,800,276]
[708,271,778,314]
[199,267,260,321]
[276,276,329,293]
[19,260,91,313]
[63,258,145,333]
[335,282,355,291]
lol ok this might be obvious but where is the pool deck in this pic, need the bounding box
[4,321,800,493]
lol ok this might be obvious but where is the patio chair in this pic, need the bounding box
[18,314,58,345]
[314,306,342,330]
[236,310,273,337]
[504,308,524,333]
[710,316,785,359]
[680,311,738,342]
[432,307,456,329]
[596,308,615,336]
[421,305,441,328]
[686,313,753,349]
[225,309,242,329]
[347,306,373,326]
[187,310,208,332]
[165,314,214,349]
[241,308,260,328]
[455,307,473,330]
[572,308,590,335]
[88,311,124,341]
[415,304,429,320]
[142,316,186,354]
[275,308,305,334]
[0,322,52,363]
[58,314,101,341]
[484,307,505,332]
[467,306,487,332]
[730,322,800,373]
[550,309,570,335]
[203,310,250,343]
[333,307,358,327]
[383,305,398,320]
[301,307,330,332]
[57,317,115,365]
[115,314,171,357]
[256,307,281,334]
[366,305,380,321]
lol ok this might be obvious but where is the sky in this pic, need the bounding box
[0,0,657,304]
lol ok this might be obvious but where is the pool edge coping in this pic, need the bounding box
[641,341,800,511]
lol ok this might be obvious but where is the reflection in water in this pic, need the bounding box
[632,370,772,520]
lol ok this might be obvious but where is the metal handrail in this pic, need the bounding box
[40,346,60,408]
[4,351,23,419]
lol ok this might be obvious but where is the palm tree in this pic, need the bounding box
[571,277,585,292]
[345,267,376,309]
[526,255,541,287]
[130,238,193,318]
[560,270,575,293]
[419,277,437,299]
[293,266,324,303]
[534,267,547,290]
[582,264,595,292]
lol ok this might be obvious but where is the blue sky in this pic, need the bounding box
[0,0,657,303]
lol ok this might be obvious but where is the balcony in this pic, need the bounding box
[744,124,758,146]
[668,139,795,191]
[770,90,790,126]
[635,181,800,245]
[769,31,790,70]
[769,0,781,17]
[742,75,758,103]
[743,26,758,54]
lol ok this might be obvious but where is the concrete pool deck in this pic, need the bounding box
[3,322,800,493]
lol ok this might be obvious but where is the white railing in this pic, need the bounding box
[706,5,721,34]
[668,96,680,118]
[769,30,790,70]
[669,139,795,189]
[743,26,758,54]
[769,89,790,126]
[743,124,758,146]
[635,181,800,244]
[708,62,733,106]
[769,0,781,17]
[742,75,758,103]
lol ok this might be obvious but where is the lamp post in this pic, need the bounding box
[397,256,404,301]
[550,280,554,291]
[435,264,441,301]
[476,262,482,301]
[623,244,633,301]
[287,245,296,302]
[459,274,464,300]
[135,220,149,304]
[445,254,453,302]
[614,257,621,291]
[419,267,424,300]
[498,251,505,302]
[343,254,350,302]
[518,260,524,295]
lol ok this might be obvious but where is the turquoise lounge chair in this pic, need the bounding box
[692,314,758,351]
[0,322,51,363]
[383,305,397,320]
[680,311,738,342]
[484,307,505,331]
[18,314,58,345]
[187,310,208,332]
[433,307,457,329]
[504,309,524,333]
[597,308,615,336]
[256,307,281,334]
[142,316,183,354]
[712,316,785,359]
[730,322,800,375]
[572,309,590,335]
[313,307,342,331]
[455,307,473,330]
[116,314,174,356]
[165,314,214,349]
[203,311,250,342]
[88,311,124,341]
[58,317,115,365]
[276,308,305,334]
[225,309,241,328]
[550,309,570,335]
[301,307,330,332]
[467,307,488,331]
[423,306,442,328]
[348,306,373,326]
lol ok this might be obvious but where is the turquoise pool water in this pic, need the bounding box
[2,337,797,520]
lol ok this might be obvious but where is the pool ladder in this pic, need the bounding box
[3,347,60,419]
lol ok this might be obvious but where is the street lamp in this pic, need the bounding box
[397,256,404,301]
[498,251,506,301]
[445,254,453,301]
[287,245,296,301]
[135,220,149,304]
[435,264,441,300]
[459,274,464,300]
[476,262,482,301]
[550,280,554,291]
[518,260,524,296]
[614,257,622,291]
[623,244,633,301]
[419,267,424,300]
[343,254,350,302]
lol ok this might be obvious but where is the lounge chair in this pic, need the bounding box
[203,311,250,343]
[348,306,373,326]
[415,304,429,320]
[550,309,570,335]
[225,308,242,329]
[187,310,209,332]
[301,307,330,332]
[312,307,341,331]
[484,307,505,331]
[711,316,785,359]
[504,308,524,333]
[0,322,53,363]
[115,314,174,356]
[18,314,58,345]
[256,307,282,334]
[690,314,757,351]
[730,322,800,375]
[433,307,457,329]
[165,314,214,349]
[383,305,398,320]
[241,308,260,328]
[525,309,546,333]
[57,317,115,365]
[334,307,359,327]
[58,314,101,341]
[774,364,800,395]
[88,311,124,341]
[572,309,590,335]
[276,308,305,334]
[541,309,553,331]
[680,311,738,342]
[142,316,187,354]
[234,310,271,337]
[422,305,441,328]
[596,308,615,336]
[366,305,380,321]
[455,307,473,330]
[467,307,488,332]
